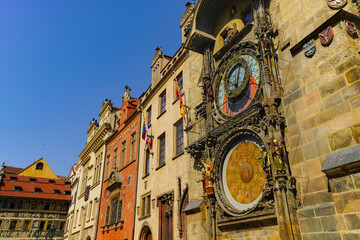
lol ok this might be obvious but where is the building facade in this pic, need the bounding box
[0,158,70,240]
[133,3,204,240]
[96,87,141,240]
[183,0,360,240]
[65,99,120,240]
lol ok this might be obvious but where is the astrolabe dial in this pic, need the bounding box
[214,47,260,120]
[223,141,266,211]
[223,57,250,98]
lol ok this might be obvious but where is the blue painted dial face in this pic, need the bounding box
[214,48,260,120]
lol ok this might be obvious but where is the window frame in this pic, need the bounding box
[158,133,166,167]
[147,107,152,128]
[140,192,151,218]
[175,120,184,156]
[144,150,150,176]
[159,90,166,115]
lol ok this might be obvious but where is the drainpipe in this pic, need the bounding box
[132,108,142,240]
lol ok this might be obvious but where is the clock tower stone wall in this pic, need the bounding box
[184,0,360,239]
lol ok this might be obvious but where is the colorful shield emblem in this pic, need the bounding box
[327,0,347,9]
[345,20,357,38]
[319,26,334,46]
[303,39,316,57]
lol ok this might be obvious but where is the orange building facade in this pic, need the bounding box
[96,86,141,240]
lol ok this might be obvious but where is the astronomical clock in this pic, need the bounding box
[213,46,261,121]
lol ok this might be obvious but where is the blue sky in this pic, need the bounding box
[0,0,191,176]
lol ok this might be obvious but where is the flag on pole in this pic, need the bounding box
[141,108,152,151]
[174,77,186,123]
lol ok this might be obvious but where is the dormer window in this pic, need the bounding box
[54,190,61,195]
[34,188,42,193]
[10,176,17,181]
[36,162,44,170]
[14,186,23,192]
[49,180,55,184]
[30,178,36,183]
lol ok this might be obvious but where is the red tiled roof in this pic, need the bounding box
[0,173,71,201]
[4,166,23,174]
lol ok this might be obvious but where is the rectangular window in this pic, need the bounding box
[177,73,184,95]
[113,148,118,171]
[144,150,150,175]
[147,107,152,127]
[30,178,36,183]
[9,220,18,231]
[120,141,126,169]
[140,193,151,218]
[105,206,110,225]
[175,121,184,155]
[110,198,118,225]
[105,155,110,180]
[46,221,53,231]
[14,186,23,192]
[159,134,165,166]
[34,188,42,193]
[130,132,136,162]
[160,91,166,114]
[59,221,66,231]
[87,201,92,221]
[117,200,123,220]
[39,221,46,231]
[22,220,31,231]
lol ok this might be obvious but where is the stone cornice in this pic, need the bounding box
[79,123,111,163]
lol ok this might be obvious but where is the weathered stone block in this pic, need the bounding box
[316,102,351,124]
[299,218,322,233]
[307,125,329,141]
[328,129,354,152]
[288,147,305,165]
[302,232,341,240]
[307,71,336,93]
[298,208,315,219]
[299,117,317,132]
[342,233,360,240]
[323,92,343,110]
[303,138,330,160]
[333,191,360,213]
[303,191,333,207]
[321,215,338,232]
[329,176,355,193]
[350,95,360,109]
[309,175,329,193]
[336,59,356,75]
[352,172,360,189]
[305,159,322,178]
[350,124,360,144]
[319,49,353,75]
[287,115,297,127]
[345,67,360,83]
[303,90,321,107]
[314,204,336,217]
[342,81,360,100]
[344,213,360,230]
[319,76,346,98]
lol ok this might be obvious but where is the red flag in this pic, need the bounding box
[174,78,186,123]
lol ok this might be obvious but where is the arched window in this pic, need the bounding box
[36,162,44,170]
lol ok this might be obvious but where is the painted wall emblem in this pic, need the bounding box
[327,0,347,9]
[303,39,316,57]
[345,20,357,38]
[319,26,334,46]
